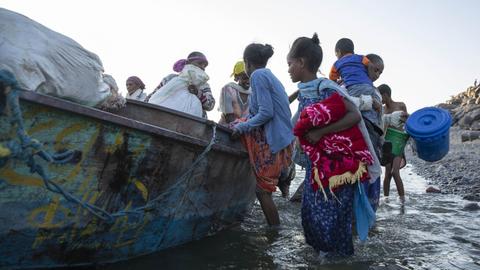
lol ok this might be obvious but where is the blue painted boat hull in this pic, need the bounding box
[0,91,256,269]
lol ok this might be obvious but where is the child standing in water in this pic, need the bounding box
[288,33,379,256]
[232,43,294,226]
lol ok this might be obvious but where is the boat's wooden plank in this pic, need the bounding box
[18,91,247,157]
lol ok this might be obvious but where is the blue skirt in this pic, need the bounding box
[301,165,354,256]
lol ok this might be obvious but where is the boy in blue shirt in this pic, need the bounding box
[329,38,383,131]
[330,40,387,211]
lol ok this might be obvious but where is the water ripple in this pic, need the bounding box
[106,165,479,270]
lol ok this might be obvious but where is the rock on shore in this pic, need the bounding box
[438,80,480,132]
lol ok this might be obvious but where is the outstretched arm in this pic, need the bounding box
[329,65,340,82]
[289,90,299,104]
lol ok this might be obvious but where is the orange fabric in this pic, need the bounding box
[329,65,339,81]
[240,128,293,193]
[361,56,370,66]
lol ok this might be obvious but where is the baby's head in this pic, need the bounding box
[366,53,384,82]
[335,38,354,59]
[287,33,323,83]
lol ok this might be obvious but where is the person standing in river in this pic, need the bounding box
[287,33,380,257]
[379,84,409,202]
[231,43,294,226]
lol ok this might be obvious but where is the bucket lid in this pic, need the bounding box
[405,107,452,138]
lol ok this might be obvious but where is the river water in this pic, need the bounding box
[107,165,480,270]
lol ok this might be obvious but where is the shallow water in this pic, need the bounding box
[106,165,480,270]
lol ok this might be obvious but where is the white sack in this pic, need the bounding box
[148,64,208,117]
[0,8,111,107]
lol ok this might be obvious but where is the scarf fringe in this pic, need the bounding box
[313,162,367,202]
[328,162,367,190]
[314,167,329,201]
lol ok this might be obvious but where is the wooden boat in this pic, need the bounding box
[0,91,256,269]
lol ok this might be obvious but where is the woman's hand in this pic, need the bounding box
[304,128,325,145]
[231,128,241,140]
[288,90,299,104]
[399,111,409,123]
[188,85,199,95]
[372,98,382,112]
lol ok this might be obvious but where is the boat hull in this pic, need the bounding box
[0,92,256,269]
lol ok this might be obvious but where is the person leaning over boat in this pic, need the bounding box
[218,60,294,198]
[125,76,147,101]
[231,43,294,226]
[146,52,215,118]
[218,61,251,125]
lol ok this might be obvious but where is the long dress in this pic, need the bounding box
[298,80,356,256]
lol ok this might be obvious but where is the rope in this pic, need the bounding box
[0,70,217,222]
[109,124,217,219]
[28,157,116,221]
[33,123,217,222]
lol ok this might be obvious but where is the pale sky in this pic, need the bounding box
[2,0,480,121]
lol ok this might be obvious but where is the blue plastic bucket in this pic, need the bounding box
[405,107,452,162]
